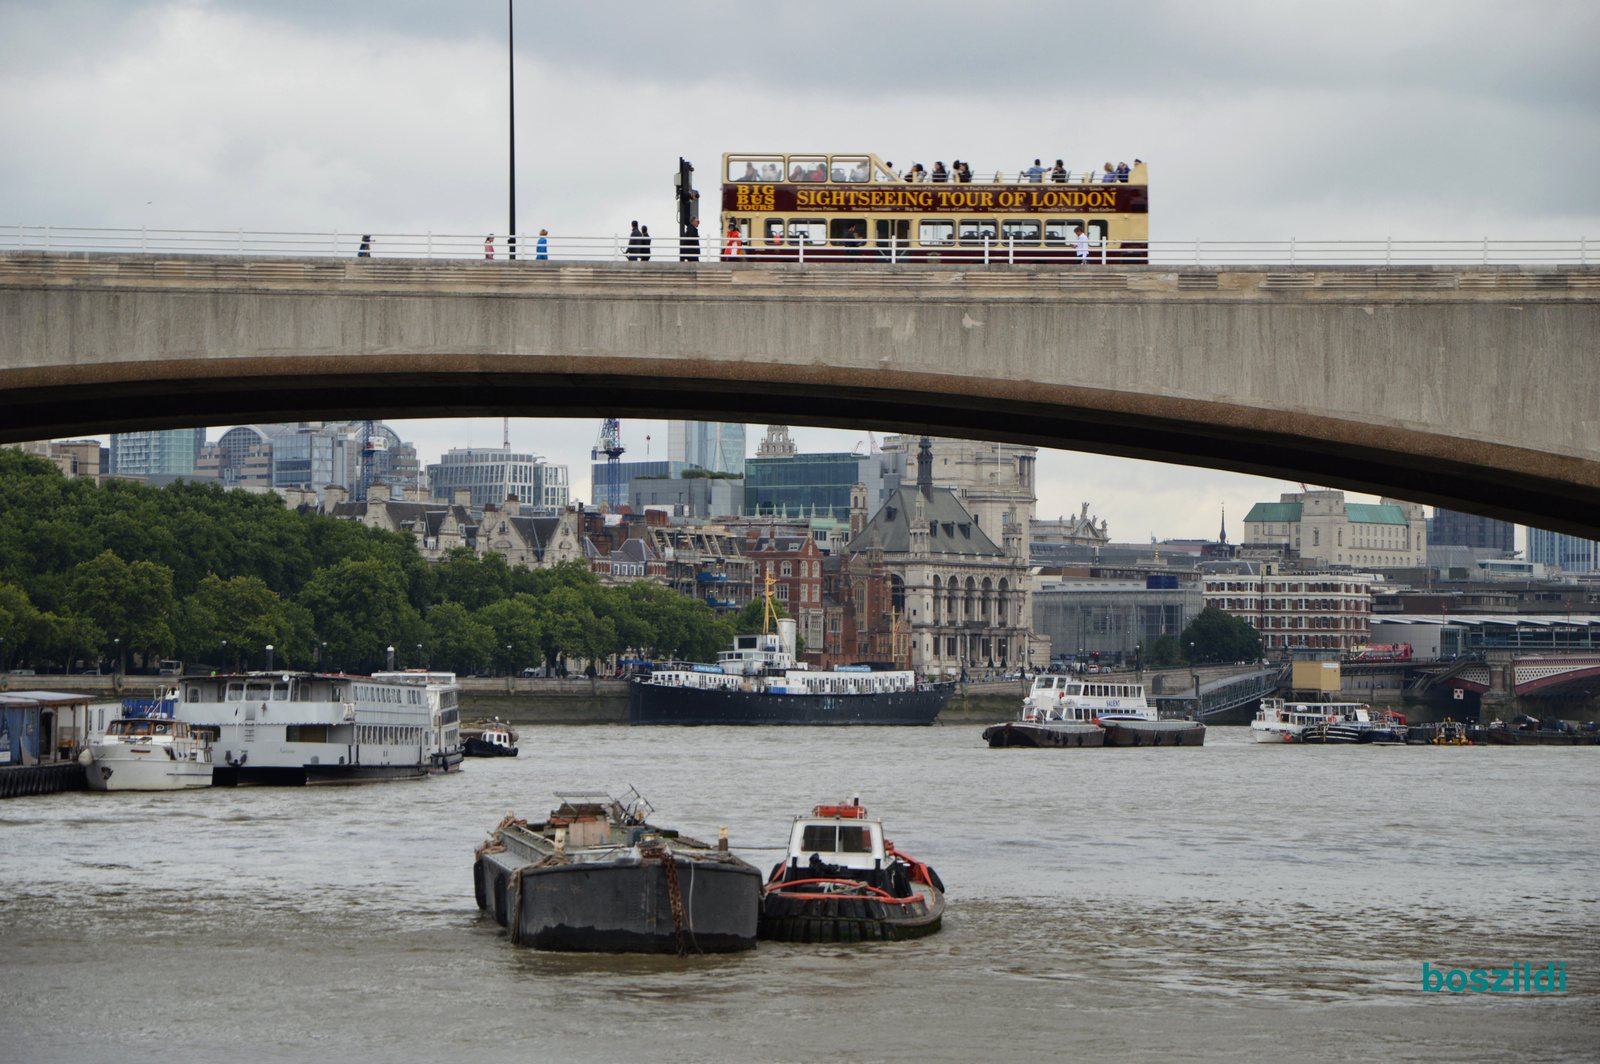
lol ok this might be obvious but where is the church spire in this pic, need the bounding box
[917,436,934,498]
[1219,503,1227,544]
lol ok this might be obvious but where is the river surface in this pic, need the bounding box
[2,725,1597,1063]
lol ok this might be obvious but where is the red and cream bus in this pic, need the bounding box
[718,152,1147,264]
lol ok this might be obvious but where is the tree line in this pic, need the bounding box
[0,450,773,677]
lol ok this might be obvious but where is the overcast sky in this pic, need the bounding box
[5,1,1596,543]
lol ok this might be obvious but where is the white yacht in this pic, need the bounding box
[176,671,435,785]
[1251,698,1339,743]
[81,712,213,791]
[372,670,463,773]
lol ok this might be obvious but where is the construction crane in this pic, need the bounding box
[591,418,625,512]
[357,418,386,501]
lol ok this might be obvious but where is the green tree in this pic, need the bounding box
[0,582,42,670]
[426,601,496,675]
[67,551,176,671]
[176,574,308,669]
[298,558,425,673]
[1180,606,1262,664]
[474,595,545,674]
[1139,634,1182,668]
[432,548,512,610]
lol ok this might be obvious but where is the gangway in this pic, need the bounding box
[1152,668,1280,721]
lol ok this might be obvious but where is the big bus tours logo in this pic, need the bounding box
[1423,962,1567,993]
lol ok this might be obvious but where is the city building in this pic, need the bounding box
[640,522,755,613]
[845,439,1032,675]
[1526,527,1600,574]
[590,459,688,508]
[624,471,743,519]
[815,548,910,670]
[15,439,102,479]
[747,531,826,654]
[1242,490,1425,569]
[198,426,276,489]
[427,447,569,511]
[1031,503,1112,551]
[108,429,206,478]
[744,447,862,520]
[1032,574,1202,665]
[668,421,746,475]
[1202,564,1375,652]
[1430,509,1515,552]
[880,434,1038,539]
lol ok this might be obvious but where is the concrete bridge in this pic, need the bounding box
[2,252,1597,535]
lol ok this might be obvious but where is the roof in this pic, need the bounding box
[1345,504,1410,526]
[845,485,1005,557]
[1244,503,1302,523]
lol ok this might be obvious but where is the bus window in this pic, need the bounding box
[1002,220,1041,245]
[763,219,786,246]
[829,218,868,246]
[958,219,999,246]
[875,219,910,255]
[787,219,826,245]
[787,156,828,182]
[727,155,781,182]
[1045,219,1084,246]
[831,156,871,183]
[919,220,955,246]
[1088,220,1109,245]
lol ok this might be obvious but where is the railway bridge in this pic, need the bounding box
[2,249,1597,534]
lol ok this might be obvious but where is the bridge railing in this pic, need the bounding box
[3,226,1593,267]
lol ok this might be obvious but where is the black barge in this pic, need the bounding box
[474,791,762,954]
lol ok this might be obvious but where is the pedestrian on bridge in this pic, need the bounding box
[681,217,700,262]
[484,235,494,260]
[626,221,642,261]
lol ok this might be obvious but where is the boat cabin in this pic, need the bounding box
[105,718,196,740]
[784,803,885,873]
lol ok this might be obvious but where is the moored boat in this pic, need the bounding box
[177,671,435,785]
[1021,674,1205,746]
[760,799,944,943]
[459,719,518,758]
[1251,698,1339,743]
[631,601,952,726]
[474,791,762,953]
[81,698,213,791]
[373,670,463,772]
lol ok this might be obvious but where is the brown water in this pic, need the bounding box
[2,726,1596,1063]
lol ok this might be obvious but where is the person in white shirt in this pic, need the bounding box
[1074,225,1090,263]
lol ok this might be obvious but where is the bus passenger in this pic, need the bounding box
[957,161,973,183]
[762,163,781,181]
[1050,160,1068,183]
[850,161,870,182]
[790,163,807,181]
[1100,162,1117,183]
[722,223,743,260]
[1115,161,1130,182]
[738,163,759,182]
[930,161,948,183]
[1024,158,1045,182]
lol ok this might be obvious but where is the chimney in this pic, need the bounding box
[322,485,348,511]
[368,483,390,503]
[917,437,934,498]
[454,488,471,507]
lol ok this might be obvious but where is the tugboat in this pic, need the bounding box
[459,720,518,757]
[759,798,944,943]
[473,790,762,953]
[631,578,953,726]
[81,694,213,791]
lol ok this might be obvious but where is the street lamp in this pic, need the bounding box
[416,643,424,668]
[386,645,396,671]
[506,645,513,677]
[220,639,228,672]
[113,638,120,678]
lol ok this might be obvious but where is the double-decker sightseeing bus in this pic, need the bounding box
[718,152,1147,264]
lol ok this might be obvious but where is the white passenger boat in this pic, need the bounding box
[1250,698,1339,743]
[176,671,435,785]
[372,670,463,773]
[81,712,213,791]
[994,673,1204,747]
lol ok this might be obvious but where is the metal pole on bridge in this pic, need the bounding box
[508,0,517,260]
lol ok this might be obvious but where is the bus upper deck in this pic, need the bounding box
[719,152,1148,263]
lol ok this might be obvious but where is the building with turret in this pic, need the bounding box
[845,438,1033,675]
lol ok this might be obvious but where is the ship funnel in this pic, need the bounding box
[778,618,797,659]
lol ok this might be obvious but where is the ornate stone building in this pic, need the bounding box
[845,439,1033,675]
